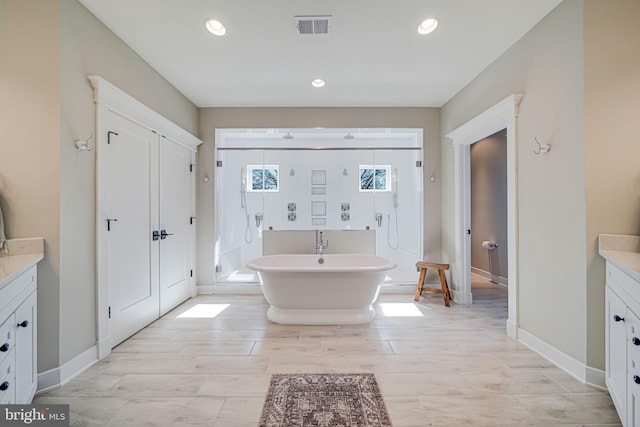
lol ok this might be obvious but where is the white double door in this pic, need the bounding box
[101,111,194,348]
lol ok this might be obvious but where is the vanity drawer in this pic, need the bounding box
[0,347,15,404]
[608,262,640,316]
[0,266,36,321]
[0,313,16,366]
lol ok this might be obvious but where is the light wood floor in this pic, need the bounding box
[35,276,620,426]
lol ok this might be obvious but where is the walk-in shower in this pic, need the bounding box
[214,128,423,285]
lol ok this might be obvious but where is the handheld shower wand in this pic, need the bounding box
[387,168,400,249]
[240,168,253,243]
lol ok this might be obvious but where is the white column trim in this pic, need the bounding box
[446,94,522,340]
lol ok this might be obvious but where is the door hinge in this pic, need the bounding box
[190,269,193,278]
[215,265,222,273]
[216,160,222,167]
[190,216,196,225]
[108,306,111,319]
[416,160,422,167]
[189,164,194,172]
[106,218,118,231]
[467,229,471,235]
[107,131,118,144]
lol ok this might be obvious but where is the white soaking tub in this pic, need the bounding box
[247,254,396,324]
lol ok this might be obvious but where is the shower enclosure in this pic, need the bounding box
[214,128,423,285]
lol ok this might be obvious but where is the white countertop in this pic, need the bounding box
[0,238,44,289]
[599,234,640,283]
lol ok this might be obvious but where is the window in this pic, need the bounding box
[359,165,391,192]
[247,165,279,192]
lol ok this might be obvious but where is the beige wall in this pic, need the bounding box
[0,0,198,371]
[0,0,62,371]
[442,0,587,363]
[584,0,640,370]
[197,108,441,286]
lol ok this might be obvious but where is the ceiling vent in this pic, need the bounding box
[295,16,332,35]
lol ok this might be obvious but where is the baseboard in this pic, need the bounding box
[208,284,263,295]
[517,328,606,389]
[379,284,414,294]
[471,267,508,286]
[506,319,517,339]
[36,346,99,394]
[197,284,216,294]
[450,287,470,305]
[586,366,607,391]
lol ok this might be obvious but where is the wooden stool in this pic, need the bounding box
[414,262,452,307]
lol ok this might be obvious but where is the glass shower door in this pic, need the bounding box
[373,148,423,283]
[215,149,264,283]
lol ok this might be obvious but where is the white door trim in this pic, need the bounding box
[90,76,201,359]
[446,94,522,338]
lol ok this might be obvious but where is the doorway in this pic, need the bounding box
[470,129,508,286]
[446,94,521,338]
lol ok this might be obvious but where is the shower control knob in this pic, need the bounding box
[18,320,29,328]
[0,381,8,391]
[634,375,640,385]
[0,343,9,352]
[614,315,625,322]
[633,337,640,346]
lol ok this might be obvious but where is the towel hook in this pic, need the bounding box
[74,132,95,152]
[533,137,551,155]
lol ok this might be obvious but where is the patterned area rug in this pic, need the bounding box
[258,373,392,427]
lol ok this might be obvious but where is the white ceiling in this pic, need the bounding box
[78,0,563,108]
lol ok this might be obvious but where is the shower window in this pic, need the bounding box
[247,165,279,192]
[359,165,391,192]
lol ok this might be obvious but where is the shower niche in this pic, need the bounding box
[214,128,423,285]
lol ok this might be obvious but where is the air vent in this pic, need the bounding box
[295,16,332,35]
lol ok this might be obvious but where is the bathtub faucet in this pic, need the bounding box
[315,230,328,255]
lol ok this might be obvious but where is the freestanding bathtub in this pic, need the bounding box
[247,254,396,325]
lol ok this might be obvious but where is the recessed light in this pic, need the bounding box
[205,19,226,36]
[311,78,326,88]
[417,17,438,35]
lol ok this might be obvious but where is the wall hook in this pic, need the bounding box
[533,137,551,155]
[74,132,95,151]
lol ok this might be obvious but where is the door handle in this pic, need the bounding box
[106,218,118,231]
[160,229,174,240]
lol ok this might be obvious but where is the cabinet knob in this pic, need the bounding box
[17,320,29,328]
[614,315,625,322]
[633,337,640,346]
[0,343,9,352]
[634,375,640,385]
[0,381,8,391]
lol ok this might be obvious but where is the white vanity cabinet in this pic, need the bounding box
[598,234,640,427]
[604,258,640,427]
[15,289,37,403]
[627,305,640,427]
[607,285,628,421]
[0,262,39,404]
[0,312,16,404]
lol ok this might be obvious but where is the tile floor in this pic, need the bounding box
[35,277,621,426]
